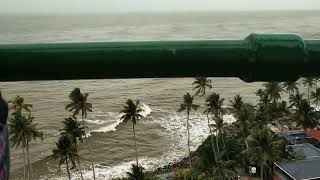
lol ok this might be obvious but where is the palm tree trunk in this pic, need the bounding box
[26,141,32,180]
[132,122,139,166]
[65,156,71,180]
[82,117,96,180]
[204,95,217,175]
[187,111,192,169]
[207,115,217,167]
[221,135,229,160]
[216,132,221,157]
[77,156,84,180]
[308,86,310,104]
[23,147,26,180]
[260,163,264,180]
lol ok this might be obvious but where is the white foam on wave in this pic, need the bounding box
[44,157,159,180]
[83,119,105,125]
[47,106,236,180]
[91,119,122,133]
[87,103,152,136]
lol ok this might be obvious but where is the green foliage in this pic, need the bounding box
[195,134,243,176]
[50,135,78,173]
[289,92,304,108]
[205,93,225,116]
[9,113,43,148]
[263,82,283,102]
[8,95,33,115]
[178,93,199,114]
[229,95,244,114]
[192,77,212,97]
[282,81,299,95]
[120,99,144,125]
[234,103,255,138]
[243,128,286,179]
[311,88,320,106]
[293,99,319,132]
[60,116,85,145]
[65,88,93,118]
[126,164,145,180]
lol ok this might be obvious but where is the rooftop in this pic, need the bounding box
[275,157,320,180]
[306,130,320,141]
[287,143,320,159]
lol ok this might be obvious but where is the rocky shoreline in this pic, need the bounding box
[151,151,199,175]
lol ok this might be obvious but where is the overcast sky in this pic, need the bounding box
[1,0,320,14]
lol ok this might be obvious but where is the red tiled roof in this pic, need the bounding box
[306,130,320,141]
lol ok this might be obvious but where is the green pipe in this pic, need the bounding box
[0,33,319,82]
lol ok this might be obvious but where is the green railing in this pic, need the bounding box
[0,33,320,82]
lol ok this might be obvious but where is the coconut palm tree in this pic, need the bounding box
[8,95,33,115]
[282,81,299,97]
[311,88,320,108]
[65,88,93,126]
[294,99,319,133]
[234,103,255,138]
[289,92,304,108]
[65,88,95,179]
[212,154,237,180]
[263,82,282,102]
[256,89,270,106]
[120,99,144,166]
[126,164,145,180]
[178,93,199,169]
[9,114,43,180]
[192,77,212,97]
[211,115,229,159]
[60,116,85,179]
[50,135,78,180]
[205,93,225,117]
[60,116,85,145]
[192,77,217,170]
[244,129,284,180]
[303,77,317,103]
[230,94,244,114]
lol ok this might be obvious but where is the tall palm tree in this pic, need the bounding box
[65,88,93,126]
[60,116,85,179]
[263,82,282,102]
[192,77,217,170]
[303,77,317,103]
[211,115,229,159]
[212,153,237,180]
[234,103,255,138]
[289,92,304,108]
[256,89,270,106]
[311,88,320,108]
[244,129,284,180]
[65,88,95,179]
[9,114,43,180]
[178,93,199,169]
[205,93,225,117]
[50,135,79,180]
[230,94,244,114]
[8,95,33,115]
[120,99,144,166]
[294,99,319,133]
[192,77,212,97]
[282,81,299,97]
[205,93,226,159]
[126,164,145,180]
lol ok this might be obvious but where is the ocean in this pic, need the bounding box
[0,10,319,179]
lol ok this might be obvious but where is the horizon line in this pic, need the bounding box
[1,9,320,15]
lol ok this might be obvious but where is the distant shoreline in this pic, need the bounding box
[1,9,320,16]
